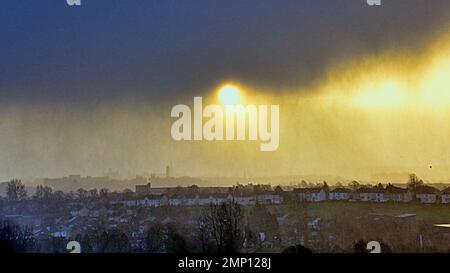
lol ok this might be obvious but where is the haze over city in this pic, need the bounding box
[1,1,450,183]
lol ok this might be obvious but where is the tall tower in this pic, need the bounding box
[166,165,171,178]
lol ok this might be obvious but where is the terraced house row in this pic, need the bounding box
[124,192,284,207]
[295,184,450,204]
[124,183,450,208]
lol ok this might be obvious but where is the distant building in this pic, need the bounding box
[351,187,369,201]
[352,186,388,202]
[329,188,351,201]
[416,186,439,204]
[137,196,162,207]
[441,187,450,204]
[293,187,327,202]
[233,195,256,206]
[256,192,283,204]
[385,184,412,202]
[135,183,152,196]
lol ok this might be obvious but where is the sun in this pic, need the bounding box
[218,84,242,105]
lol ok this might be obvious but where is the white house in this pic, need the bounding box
[352,188,371,202]
[160,195,169,206]
[137,196,161,207]
[233,196,256,206]
[256,193,283,204]
[197,194,232,205]
[168,195,184,206]
[416,186,439,204]
[329,188,351,201]
[294,188,327,202]
[198,195,215,205]
[353,187,388,202]
[385,184,412,202]
[129,194,169,207]
[184,195,199,206]
[441,187,450,204]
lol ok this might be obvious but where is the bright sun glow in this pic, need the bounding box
[420,57,450,108]
[218,84,242,105]
[352,79,407,108]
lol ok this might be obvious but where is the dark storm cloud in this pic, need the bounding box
[0,0,450,104]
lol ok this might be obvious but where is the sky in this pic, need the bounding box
[1,1,450,183]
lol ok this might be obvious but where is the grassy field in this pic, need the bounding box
[268,202,450,222]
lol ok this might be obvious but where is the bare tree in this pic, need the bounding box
[33,185,53,201]
[349,180,361,191]
[76,188,88,200]
[88,189,98,199]
[99,188,110,199]
[6,179,27,202]
[198,202,246,253]
[407,173,424,201]
[122,188,134,199]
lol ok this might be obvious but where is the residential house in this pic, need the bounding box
[198,195,216,205]
[233,195,256,206]
[441,187,450,204]
[329,188,351,201]
[352,187,371,202]
[184,195,199,206]
[132,194,169,207]
[415,186,439,204]
[385,184,412,202]
[353,186,388,202]
[293,187,327,202]
[256,192,283,205]
[168,194,184,206]
[137,195,162,207]
[197,194,233,205]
